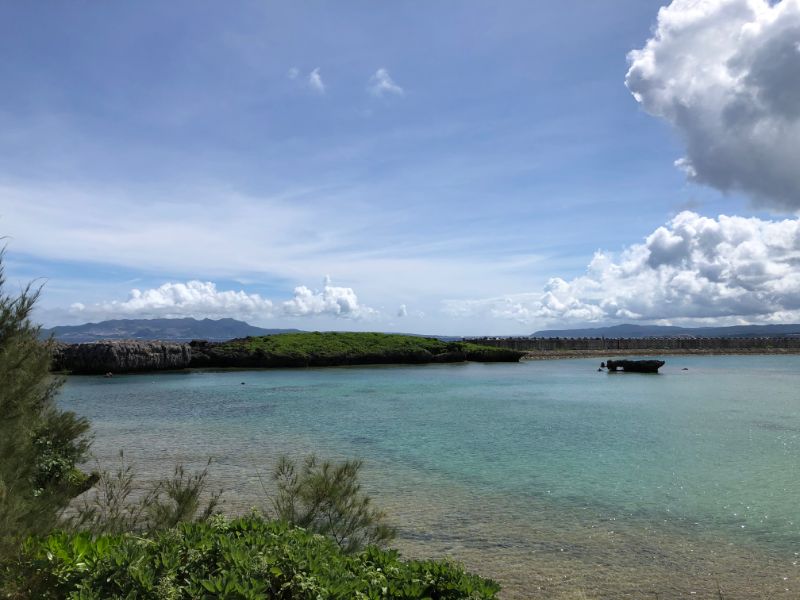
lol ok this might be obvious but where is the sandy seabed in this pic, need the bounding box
[190,466,798,600]
[380,488,798,600]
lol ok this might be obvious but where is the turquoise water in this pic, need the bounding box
[59,356,800,598]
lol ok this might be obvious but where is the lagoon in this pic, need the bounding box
[59,356,800,598]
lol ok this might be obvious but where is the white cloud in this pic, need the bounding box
[445,212,800,326]
[282,279,377,318]
[71,281,274,320]
[71,279,378,322]
[368,68,404,97]
[308,67,325,94]
[397,304,408,317]
[287,67,299,80]
[626,0,800,212]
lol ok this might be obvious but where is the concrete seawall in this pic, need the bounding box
[464,336,800,353]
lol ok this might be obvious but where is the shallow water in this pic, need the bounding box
[59,356,800,598]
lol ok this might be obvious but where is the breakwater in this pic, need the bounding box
[465,336,800,353]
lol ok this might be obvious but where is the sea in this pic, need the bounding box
[58,355,800,599]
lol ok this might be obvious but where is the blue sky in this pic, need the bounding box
[2,0,799,335]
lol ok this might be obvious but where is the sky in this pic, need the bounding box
[1,0,799,335]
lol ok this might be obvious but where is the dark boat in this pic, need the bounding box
[604,359,665,373]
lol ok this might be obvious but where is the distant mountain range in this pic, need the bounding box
[532,323,800,338]
[47,318,800,343]
[42,318,302,343]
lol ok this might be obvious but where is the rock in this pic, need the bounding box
[52,341,191,374]
[431,350,467,363]
[605,359,665,373]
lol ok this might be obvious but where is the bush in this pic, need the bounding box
[0,249,92,562]
[68,452,221,535]
[13,515,500,599]
[270,455,396,553]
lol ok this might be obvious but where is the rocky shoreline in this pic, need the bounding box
[50,336,525,374]
[51,341,192,374]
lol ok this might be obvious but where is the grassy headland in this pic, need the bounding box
[189,331,525,369]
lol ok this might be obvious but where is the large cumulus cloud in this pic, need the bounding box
[71,279,376,321]
[626,0,800,212]
[445,212,800,325]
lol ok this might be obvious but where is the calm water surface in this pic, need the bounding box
[59,356,800,598]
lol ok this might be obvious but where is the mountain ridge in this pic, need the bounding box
[42,317,302,343]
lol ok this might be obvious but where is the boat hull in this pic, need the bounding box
[605,359,665,373]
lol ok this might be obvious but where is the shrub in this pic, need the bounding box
[0,249,92,562]
[68,452,221,535]
[270,455,396,553]
[14,515,500,599]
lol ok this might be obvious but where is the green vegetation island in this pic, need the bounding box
[51,332,526,374]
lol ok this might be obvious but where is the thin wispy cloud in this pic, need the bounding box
[5,1,800,335]
[308,67,325,94]
[368,68,404,97]
[0,178,551,330]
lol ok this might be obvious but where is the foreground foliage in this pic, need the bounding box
[0,250,92,562]
[12,515,500,599]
